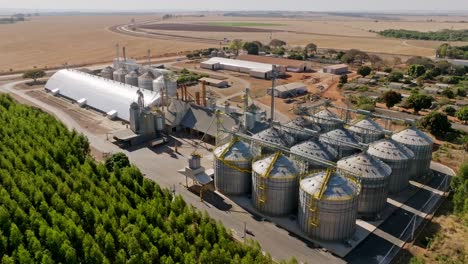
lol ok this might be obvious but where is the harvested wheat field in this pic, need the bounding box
[0,15,213,73]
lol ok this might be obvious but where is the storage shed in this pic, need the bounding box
[323,64,348,75]
[267,82,307,98]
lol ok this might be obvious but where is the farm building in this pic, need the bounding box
[199,77,229,88]
[423,86,442,95]
[237,54,313,72]
[323,64,348,75]
[267,82,307,98]
[200,57,285,79]
[375,71,390,78]
[44,69,161,122]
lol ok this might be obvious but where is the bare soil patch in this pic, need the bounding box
[139,23,281,32]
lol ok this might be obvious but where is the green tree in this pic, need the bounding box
[105,153,130,172]
[444,106,456,116]
[339,74,348,84]
[451,162,468,217]
[406,94,433,113]
[441,88,455,99]
[341,49,369,64]
[381,90,402,108]
[229,39,243,56]
[456,107,468,123]
[407,64,426,78]
[22,69,46,84]
[387,71,404,82]
[269,39,286,48]
[419,112,451,137]
[357,66,372,77]
[304,43,317,58]
[243,42,259,55]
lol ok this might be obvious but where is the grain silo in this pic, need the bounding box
[391,127,433,179]
[252,126,295,156]
[113,67,127,83]
[290,139,337,172]
[125,70,139,87]
[319,128,359,159]
[348,118,385,144]
[298,169,360,241]
[138,71,155,90]
[337,153,391,216]
[252,152,300,216]
[367,139,415,193]
[101,66,114,80]
[213,138,253,195]
[284,117,321,142]
[153,75,178,97]
[313,109,343,132]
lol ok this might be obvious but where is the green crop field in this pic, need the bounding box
[206,22,286,27]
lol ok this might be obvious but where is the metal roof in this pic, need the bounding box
[202,57,273,73]
[253,154,299,178]
[101,66,114,73]
[337,152,391,179]
[367,139,415,161]
[45,69,160,122]
[319,128,359,146]
[291,139,336,161]
[237,54,307,68]
[179,104,238,137]
[269,82,306,92]
[214,140,253,161]
[313,109,342,125]
[252,126,295,147]
[348,118,384,135]
[391,127,433,146]
[286,116,321,132]
[300,171,358,199]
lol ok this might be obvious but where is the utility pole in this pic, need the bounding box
[270,65,277,126]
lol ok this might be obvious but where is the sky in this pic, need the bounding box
[0,0,467,12]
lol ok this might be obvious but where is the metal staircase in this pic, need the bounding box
[308,169,333,227]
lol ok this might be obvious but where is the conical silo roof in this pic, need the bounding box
[319,128,359,146]
[367,139,414,161]
[253,126,295,147]
[348,118,384,135]
[139,71,155,80]
[291,139,337,161]
[114,67,127,75]
[337,152,391,179]
[314,109,341,124]
[101,66,114,73]
[214,139,253,161]
[126,70,139,78]
[391,127,433,146]
[253,153,299,178]
[301,171,358,200]
[288,116,321,132]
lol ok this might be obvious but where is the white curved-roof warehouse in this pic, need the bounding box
[45,69,161,122]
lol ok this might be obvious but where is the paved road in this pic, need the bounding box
[375,107,468,133]
[0,80,342,264]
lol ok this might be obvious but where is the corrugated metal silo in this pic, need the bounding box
[252,152,300,216]
[290,139,337,172]
[391,127,433,179]
[138,71,155,90]
[337,152,391,216]
[367,139,415,193]
[284,117,321,142]
[313,109,343,132]
[213,138,253,195]
[348,118,385,144]
[298,169,360,241]
[125,70,139,87]
[252,126,295,156]
[101,66,114,80]
[319,128,359,159]
[113,67,127,83]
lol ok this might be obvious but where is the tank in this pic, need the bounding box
[113,67,127,83]
[290,139,337,172]
[337,153,391,216]
[367,139,415,193]
[252,126,295,156]
[391,127,433,179]
[298,170,360,241]
[313,109,343,132]
[129,102,140,132]
[138,71,155,90]
[213,138,254,195]
[101,66,114,80]
[319,128,359,159]
[153,76,178,97]
[348,118,385,144]
[284,117,321,142]
[252,152,300,216]
[125,70,139,87]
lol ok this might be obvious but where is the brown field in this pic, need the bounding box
[139,23,280,32]
[1,14,468,73]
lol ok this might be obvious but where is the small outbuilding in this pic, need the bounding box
[267,82,307,98]
[323,64,348,75]
[199,77,229,88]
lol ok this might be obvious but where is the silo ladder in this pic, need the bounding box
[308,169,333,227]
[257,177,267,205]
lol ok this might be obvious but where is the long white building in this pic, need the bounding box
[200,57,285,79]
[45,69,161,122]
